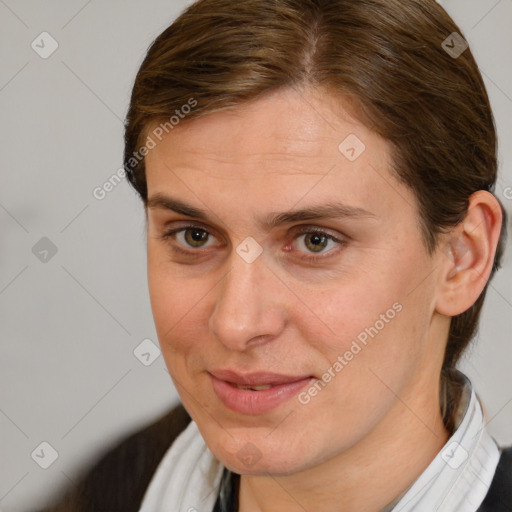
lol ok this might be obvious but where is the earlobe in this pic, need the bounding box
[436,191,502,317]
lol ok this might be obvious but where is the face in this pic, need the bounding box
[145,87,447,476]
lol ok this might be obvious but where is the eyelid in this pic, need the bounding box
[160,222,222,244]
[290,224,344,239]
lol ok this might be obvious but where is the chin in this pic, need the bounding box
[216,448,310,477]
[200,424,318,476]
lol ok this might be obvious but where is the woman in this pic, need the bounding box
[40,0,511,511]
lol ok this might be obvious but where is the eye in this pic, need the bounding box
[177,227,213,248]
[160,223,346,262]
[296,232,336,253]
[291,227,345,259]
[161,225,219,251]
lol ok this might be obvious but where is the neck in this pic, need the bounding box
[238,382,450,512]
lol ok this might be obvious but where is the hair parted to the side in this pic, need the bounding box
[124,0,507,434]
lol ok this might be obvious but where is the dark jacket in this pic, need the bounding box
[38,403,512,512]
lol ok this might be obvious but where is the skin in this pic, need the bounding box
[144,86,502,512]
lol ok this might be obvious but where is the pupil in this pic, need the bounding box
[307,233,327,252]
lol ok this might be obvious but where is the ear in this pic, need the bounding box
[435,190,503,317]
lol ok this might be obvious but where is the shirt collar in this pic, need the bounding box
[384,370,500,512]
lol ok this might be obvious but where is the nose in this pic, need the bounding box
[209,250,287,351]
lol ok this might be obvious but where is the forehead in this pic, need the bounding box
[146,87,391,176]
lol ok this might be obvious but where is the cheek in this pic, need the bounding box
[302,250,432,381]
[299,275,402,354]
[147,254,207,353]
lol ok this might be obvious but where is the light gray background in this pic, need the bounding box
[1,1,511,511]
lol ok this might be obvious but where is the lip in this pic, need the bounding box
[209,369,312,386]
[209,370,315,415]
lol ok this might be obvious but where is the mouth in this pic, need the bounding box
[208,369,315,415]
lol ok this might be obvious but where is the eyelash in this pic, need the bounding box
[159,224,346,262]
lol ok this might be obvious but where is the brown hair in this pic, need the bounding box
[124,0,507,434]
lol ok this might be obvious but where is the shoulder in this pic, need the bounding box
[478,445,512,512]
[37,402,192,512]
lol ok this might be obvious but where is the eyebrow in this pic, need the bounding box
[147,193,376,229]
